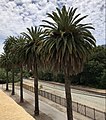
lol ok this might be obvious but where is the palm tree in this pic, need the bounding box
[0,53,11,90]
[4,36,17,95]
[41,6,96,120]
[13,36,27,102]
[22,26,44,116]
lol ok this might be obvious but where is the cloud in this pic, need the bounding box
[67,0,105,44]
[0,0,105,54]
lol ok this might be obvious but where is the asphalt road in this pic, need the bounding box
[23,79,106,112]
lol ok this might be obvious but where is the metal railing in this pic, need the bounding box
[23,84,106,120]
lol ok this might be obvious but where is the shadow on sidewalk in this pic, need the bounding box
[4,90,53,120]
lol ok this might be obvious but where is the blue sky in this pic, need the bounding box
[0,0,105,54]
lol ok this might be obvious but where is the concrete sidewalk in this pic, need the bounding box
[2,85,92,120]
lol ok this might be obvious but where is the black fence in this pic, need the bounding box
[23,84,106,120]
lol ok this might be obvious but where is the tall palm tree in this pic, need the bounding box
[41,6,96,120]
[13,36,27,102]
[4,36,17,95]
[0,53,11,90]
[22,26,44,116]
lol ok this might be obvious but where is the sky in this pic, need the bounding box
[0,0,105,54]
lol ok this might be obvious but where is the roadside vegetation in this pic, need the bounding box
[38,45,106,89]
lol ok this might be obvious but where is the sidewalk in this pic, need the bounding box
[2,85,92,120]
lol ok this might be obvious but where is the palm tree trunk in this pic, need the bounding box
[64,69,73,120]
[6,70,9,91]
[20,65,24,102]
[33,59,39,116]
[11,68,15,95]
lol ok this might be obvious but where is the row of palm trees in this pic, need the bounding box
[0,6,96,120]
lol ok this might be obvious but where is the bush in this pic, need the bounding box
[38,70,53,81]
[99,70,106,89]
[55,73,64,83]
[0,80,6,84]
[23,70,30,78]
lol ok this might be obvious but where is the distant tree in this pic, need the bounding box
[0,53,11,90]
[89,46,106,66]
[80,61,104,86]
[80,46,106,88]
[14,36,27,102]
[100,69,106,89]
[4,36,17,95]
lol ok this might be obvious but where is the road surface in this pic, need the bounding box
[23,79,106,112]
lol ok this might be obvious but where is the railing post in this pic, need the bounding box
[105,112,106,120]
[47,92,49,99]
[60,96,61,105]
[44,91,46,97]
[51,94,52,101]
[55,95,56,102]
[84,105,86,116]
[77,103,78,112]
[41,90,42,96]
[94,108,95,120]
[50,93,52,100]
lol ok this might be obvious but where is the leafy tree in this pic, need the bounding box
[89,46,106,66]
[80,46,106,88]
[80,61,104,87]
[100,69,106,89]
[41,6,96,120]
